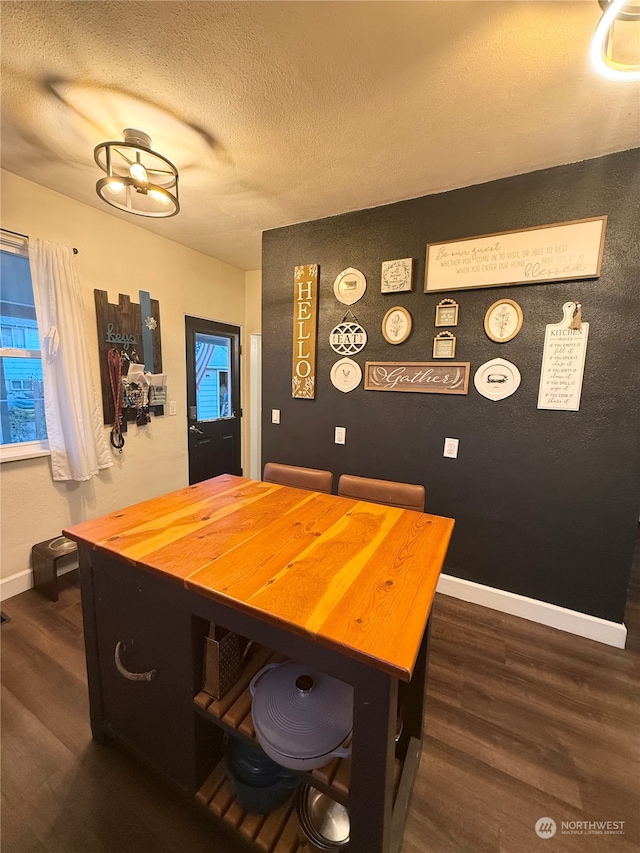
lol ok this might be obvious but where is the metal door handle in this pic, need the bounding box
[189,425,204,434]
[114,641,156,682]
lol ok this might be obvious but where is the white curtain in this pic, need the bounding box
[29,238,112,481]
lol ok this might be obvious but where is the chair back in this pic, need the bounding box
[337,474,425,512]
[263,462,333,494]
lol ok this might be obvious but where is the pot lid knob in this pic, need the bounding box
[296,674,314,693]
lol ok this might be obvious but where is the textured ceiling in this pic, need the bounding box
[1,1,638,270]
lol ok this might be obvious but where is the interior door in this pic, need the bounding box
[185,316,241,484]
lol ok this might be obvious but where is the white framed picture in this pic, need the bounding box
[381,258,413,293]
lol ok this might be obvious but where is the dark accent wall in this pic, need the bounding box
[261,149,640,624]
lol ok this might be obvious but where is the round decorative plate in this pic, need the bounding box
[329,320,367,355]
[333,268,367,305]
[474,358,521,401]
[330,358,362,393]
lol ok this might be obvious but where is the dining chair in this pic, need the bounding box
[337,473,425,512]
[263,462,333,494]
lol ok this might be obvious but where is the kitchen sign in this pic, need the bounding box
[364,362,470,395]
[538,302,589,411]
[292,264,319,399]
[425,216,607,293]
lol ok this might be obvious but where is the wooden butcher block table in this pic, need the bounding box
[65,474,454,853]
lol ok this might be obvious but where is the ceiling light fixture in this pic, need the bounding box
[591,0,640,81]
[94,128,180,217]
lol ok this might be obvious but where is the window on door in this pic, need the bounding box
[195,333,232,421]
[0,232,49,462]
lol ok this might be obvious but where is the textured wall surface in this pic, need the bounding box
[262,149,640,624]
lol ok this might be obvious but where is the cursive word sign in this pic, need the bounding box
[364,362,470,395]
[292,264,319,399]
[425,216,607,292]
[106,323,137,350]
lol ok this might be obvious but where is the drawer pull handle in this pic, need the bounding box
[114,641,156,682]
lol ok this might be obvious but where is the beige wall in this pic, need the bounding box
[0,170,253,583]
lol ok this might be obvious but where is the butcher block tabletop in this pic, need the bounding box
[64,475,454,681]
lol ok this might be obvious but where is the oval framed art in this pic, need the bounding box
[484,299,523,343]
[381,306,412,345]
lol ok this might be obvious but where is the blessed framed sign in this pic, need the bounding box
[425,216,607,293]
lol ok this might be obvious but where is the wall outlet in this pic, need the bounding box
[335,426,346,445]
[271,409,280,424]
[169,400,177,416]
[443,437,459,458]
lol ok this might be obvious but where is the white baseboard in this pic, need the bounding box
[436,573,627,649]
[1,561,627,649]
[1,562,78,602]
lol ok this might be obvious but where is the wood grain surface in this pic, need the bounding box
[64,474,454,681]
[2,530,638,853]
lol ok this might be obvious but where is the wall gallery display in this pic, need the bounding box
[435,298,459,327]
[432,331,457,358]
[329,316,367,355]
[292,264,318,399]
[381,258,413,293]
[474,358,521,401]
[424,216,607,292]
[382,306,412,344]
[538,302,589,411]
[330,357,362,393]
[333,267,367,305]
[364,362,470,394]
[484,298,523,342]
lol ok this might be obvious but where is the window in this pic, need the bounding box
[0,232,49,462]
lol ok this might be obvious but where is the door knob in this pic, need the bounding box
[189,425,204,434]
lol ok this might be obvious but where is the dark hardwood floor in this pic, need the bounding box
[2,533,638,853]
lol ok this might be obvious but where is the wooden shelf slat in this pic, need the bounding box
[196,760,307,853]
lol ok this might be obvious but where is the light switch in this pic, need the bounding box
[443,438,459,458]
[169,400,177,416]
[335,426,346,445]
[272,409,280,424]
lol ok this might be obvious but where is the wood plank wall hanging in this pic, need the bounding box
[425,216,607,292]
[364,362,470,394]
[537,301,589,411]
[292,264,318,399]
[94,289,163,425]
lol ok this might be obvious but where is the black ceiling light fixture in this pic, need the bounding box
[94,128,180,218]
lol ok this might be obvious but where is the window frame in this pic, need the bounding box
[0,232,50,463]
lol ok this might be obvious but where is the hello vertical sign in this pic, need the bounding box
[292,264,319,399]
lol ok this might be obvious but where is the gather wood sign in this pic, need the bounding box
[291,264,319,399]
[364,361,470,394]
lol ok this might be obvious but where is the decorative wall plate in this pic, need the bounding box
[381,258,413,293]
[329,319,367,355]
[474,358,521,401]
[330,357,362,393]
[435,298,459,327]
[484,299,523,342]
[382,306,412,344]
[333,268,367,305]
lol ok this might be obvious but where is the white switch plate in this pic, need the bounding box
[169,400,177,416]
[443,437,459,458]
[271,409,280,424]
[335,426,346,445]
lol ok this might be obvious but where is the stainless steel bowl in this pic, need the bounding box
[49,536,77,553]
[297,784,349,850]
